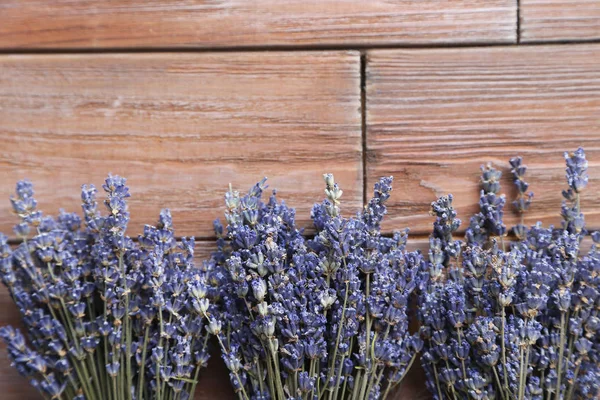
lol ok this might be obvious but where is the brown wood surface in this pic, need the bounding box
[1,1,599,398]
[0,0,517,49]
[520,0,600,42]
[0,51,362,240]
[366,45,600,236]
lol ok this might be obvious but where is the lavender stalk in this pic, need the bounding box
[206,175,424,399]
[1,176,212,400]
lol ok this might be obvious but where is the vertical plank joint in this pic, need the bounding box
[361,52,368,207]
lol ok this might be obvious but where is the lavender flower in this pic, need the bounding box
[564,148,588,193]
[466,164,507,246]
[419,148,600,400]
[510,157,534,240]
[0,176,212,400]
[207,174,424,399]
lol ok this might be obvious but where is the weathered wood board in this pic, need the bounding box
[0,51,362,240]
[521,0,600,42]
[0,1,516,49]
[366,45,600,235]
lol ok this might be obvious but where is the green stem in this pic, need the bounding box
[112,373,118,400]
[457,328,468,382]
[555,312,567,398]
[501,308,509,397]
[87,353,104,399]
[382,380,393,400]
[263,353,276,398]
[308,358,317,400]
[216,335,249,400]
[330,353,346,400]
[519,345,531,400]
[350,370,362,400]
[160,314,174,398]
[445,360,458,400]
[55,305,96,400]
[137,325,150,400]
[357,274,373,400]
[541,368,545,399]
[105,338,113,400]
[156,308,164,400]
[256,357,265,396]
[518,344,524,400]
[340,375,349,400]
[565,362,581,400]
[188,363,202,400]
[291,370,298,398]
[187,334,209,397]
[270,349,285,400]
[120,253,133,400]
[322,281,350,400]
[358,331,377,400]
[365,364,379,399]
[374,366,386,393]
[432,363,443,400]
[493,366,506,400]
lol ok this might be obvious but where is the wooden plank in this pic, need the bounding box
[0,51,362,240]
[520,0,600,42]
[0,1,517,49]
[366,45,600,236]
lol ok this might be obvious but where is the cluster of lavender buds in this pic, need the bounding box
[0,176,211,400]
[419,148,599,400]
[206,175,425,399]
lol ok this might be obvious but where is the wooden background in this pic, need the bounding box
[0,1,599,399]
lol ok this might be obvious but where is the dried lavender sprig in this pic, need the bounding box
[207,174,424,400]
[1,177,212,400]
[509,157,534,240]
[419,148,600,400]
[466,164,507,248]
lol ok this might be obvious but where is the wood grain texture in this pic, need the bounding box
[366,45,600,236]
[0,0,516,49]
[520,0,600,42]
[0,51,362,240]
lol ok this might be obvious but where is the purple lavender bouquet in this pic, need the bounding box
[203,176,424,399]
[418,148,600,400]
[1,148,598,400]
[0,176,212,400]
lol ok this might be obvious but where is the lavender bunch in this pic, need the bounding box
[0,176,212,400]
[206,175,424,399]
[419,148,600,400]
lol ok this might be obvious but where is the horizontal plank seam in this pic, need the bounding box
[1,39,600,55]
[0,42,513,55]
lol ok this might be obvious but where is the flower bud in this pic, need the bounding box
[251,279,267,302]
[269,337,279,353]
[257,301,269,316]
[320,292,336,310]
[264,317,276,337]
[323,173,335,189]
[207,318,222,335]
